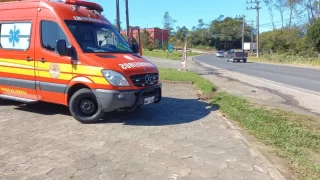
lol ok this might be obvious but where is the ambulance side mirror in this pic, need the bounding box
[56,39,67,56]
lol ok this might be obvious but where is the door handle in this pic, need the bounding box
[26,57,33,61]
[39,58,46,63]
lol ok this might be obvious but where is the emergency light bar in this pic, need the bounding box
[52,0,104,13]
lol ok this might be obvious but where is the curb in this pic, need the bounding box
[218,111,287,180]
[192,56,287,180]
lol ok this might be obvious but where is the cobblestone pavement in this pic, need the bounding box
[0,82,284,180]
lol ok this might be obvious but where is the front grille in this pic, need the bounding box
[129,73,159,87]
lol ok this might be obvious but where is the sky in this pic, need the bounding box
[92,0,307,33]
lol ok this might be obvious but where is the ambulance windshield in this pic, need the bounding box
[65,20,133,53]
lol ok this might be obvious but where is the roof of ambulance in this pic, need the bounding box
[0,0,111,24]
[47,1,111,24]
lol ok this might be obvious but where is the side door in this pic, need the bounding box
[0,20,38,100]
[35,18,73,104]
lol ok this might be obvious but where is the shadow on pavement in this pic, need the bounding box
[7,97,217,126]
[105,97,218,126]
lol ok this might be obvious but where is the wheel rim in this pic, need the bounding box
[79,98,96,115]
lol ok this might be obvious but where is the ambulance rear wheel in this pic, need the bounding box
[69,88,104,124]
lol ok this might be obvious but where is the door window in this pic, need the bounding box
[0,22,32,50]
[41,20,70,52]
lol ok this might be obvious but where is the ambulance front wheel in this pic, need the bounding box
[69,88,105,124]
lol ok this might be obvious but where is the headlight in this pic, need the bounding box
[101,70,130,86]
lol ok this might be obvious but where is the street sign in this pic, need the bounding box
[168,44,174,53]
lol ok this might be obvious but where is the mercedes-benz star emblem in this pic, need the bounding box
[145,75,152,85]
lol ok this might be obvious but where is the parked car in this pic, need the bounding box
[216,50,225,57]
[225,49,248,63]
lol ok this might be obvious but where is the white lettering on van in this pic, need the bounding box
[119,64,127,69]
[73,16,110,24]
[119,62,155,70]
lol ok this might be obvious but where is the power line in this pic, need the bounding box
[259,15,309,27]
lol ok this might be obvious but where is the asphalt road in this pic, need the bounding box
[194,54,320,93]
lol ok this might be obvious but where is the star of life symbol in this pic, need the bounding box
[9,25,20,47]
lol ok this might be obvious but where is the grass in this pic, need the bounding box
[212,93,320,180]
[159,67,320,180]
[142,49,202,60]
[248,54,320,67]
[158,68,215,98]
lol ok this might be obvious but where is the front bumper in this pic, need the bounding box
[93,83,162,112]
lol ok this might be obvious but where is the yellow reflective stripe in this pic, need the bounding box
[72,65,103,76]
[0,58,108,85]
[0,58,34,67]
[0,58,104,76]
[0,66,35,76]
[37,71,73,80]
[0,61,33,69]
[37,62,72,73]
[88,76,108,84]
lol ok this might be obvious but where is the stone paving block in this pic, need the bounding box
[113,162,146,174]
[141,162,167,175]
[5,156,31,166]
[204,160,229,171]
[204,146,226,155]
[243,171,273,180]
[72,167,102,180]
[21,165,53,177]
[217,169,246,179]
[228,161,254,171]
[97,170,127,180]
[225,147,250,157]
[0,164,29,175]
[0,82,282,180]
[71,158,98,170]
[212,153,238,163]
[0,174,29,180]
[180,157,205,169]
[192,140,215,148]
[213,140,236,149]
[191,168,218,179]
[167,166,192,176]
[46,167,77,179]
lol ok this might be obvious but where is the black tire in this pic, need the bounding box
[69,88,105,124]
[243,58,247,63]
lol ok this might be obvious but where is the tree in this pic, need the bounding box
[299,0,318,25]
[175,26,189,46]
[209,17,252,49]
[275,0,286,28]
[141,29,153,51]
[263,0,276,29]
[260,28,303,53]
[286,0,300,27]
[306,18,320,52]
[162,11,177,36]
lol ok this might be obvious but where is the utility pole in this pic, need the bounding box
[116,0,120,32]
[125,0,130,38]
[162,29,164,48]
[250,20,254,55]
[242,15,245,50]
[247,0,261,57]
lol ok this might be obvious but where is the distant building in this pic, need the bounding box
[121,27,169,49]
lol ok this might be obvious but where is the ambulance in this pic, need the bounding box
[0,0,162,123]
